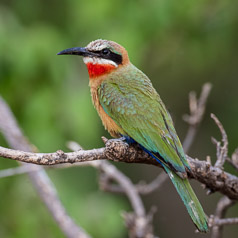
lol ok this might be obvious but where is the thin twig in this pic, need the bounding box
[0,165,41,178]
[99,161,154,237]
[67,142,155,238]
[135,172,168,195]
[0,161,101,178]
[207,115,237,238]
[101,171,168,195]
[0,96,90,238]
[97,161,146,218]
[0,162,167,196]
[227,148,238,171]
[211,113,228,169]
[183,83,212,153]
[212,217,238,226]
[209,196,236,238]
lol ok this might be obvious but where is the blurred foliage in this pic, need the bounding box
[0,0,238,237]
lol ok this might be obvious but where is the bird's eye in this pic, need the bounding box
[102,48,110,55]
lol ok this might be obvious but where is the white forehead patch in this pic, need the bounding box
[86,39,108,51]
[83,57,118,67]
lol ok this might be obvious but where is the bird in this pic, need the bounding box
[57,39,208,232]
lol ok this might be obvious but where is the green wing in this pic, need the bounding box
[98,66,189,174]
[98,66,208,232]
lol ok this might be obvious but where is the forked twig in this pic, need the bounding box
[183,83,212,153]
[209,196,236,238]
[211,113,228,169]
[67,141,155,238]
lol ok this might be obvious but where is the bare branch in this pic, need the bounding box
[1,85,238,237]
[100,167,167,197]
[0,145,106,164]
[206,115,238,238]
[99,161,155,237]
[231,149,238,169]
[211,113,228,169]
[102,161,146,217]
[187,156,238,200]
[1,138,238,200]
[135,172,167,195]
[212,217,238,226]
[227,148,238,171]
[0,165,41,178]
[0,96,90,238]
[0,156,167,195]
[183,83,212,153]
[122,208,157,238]
[99,171,167,196]
[68,142,155,238]
[209,196,236,238]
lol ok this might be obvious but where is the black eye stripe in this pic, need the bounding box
[106,51,122,65]
[90,49,123,65]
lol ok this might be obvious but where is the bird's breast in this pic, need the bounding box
[89,79,123,137]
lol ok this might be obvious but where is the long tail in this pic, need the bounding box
[163,165,208,232]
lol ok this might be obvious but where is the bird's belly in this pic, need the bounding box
[90,83,124,138]
[98,106,123,137]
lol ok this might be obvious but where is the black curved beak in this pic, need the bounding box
[57,47,96,57]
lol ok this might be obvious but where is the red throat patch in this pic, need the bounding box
[86,63,116,78]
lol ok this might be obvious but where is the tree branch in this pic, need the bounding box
[227,148,238,171]
[0,96,90,238]
[0,138,238,200]
[212,217,238,226]
[183,83,212,153]
[1,83,238,237]
[209,196,236,238]
[67,141,155,238]
[0,165,41,178]
[211,113,228,169]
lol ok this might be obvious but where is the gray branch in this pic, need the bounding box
[67,139,155,237]
[0,138,238,200]
[1,83,238,238]
[207,113,237,238]
[0,96,90,238]
[211,113,228,169]
[212,217,238,226]
[227,148,238,171]
[183,83,212,153]
[209,196,236,238]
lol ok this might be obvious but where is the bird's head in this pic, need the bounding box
[57,39,129,78]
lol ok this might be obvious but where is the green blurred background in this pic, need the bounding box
[0,0,238,237]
